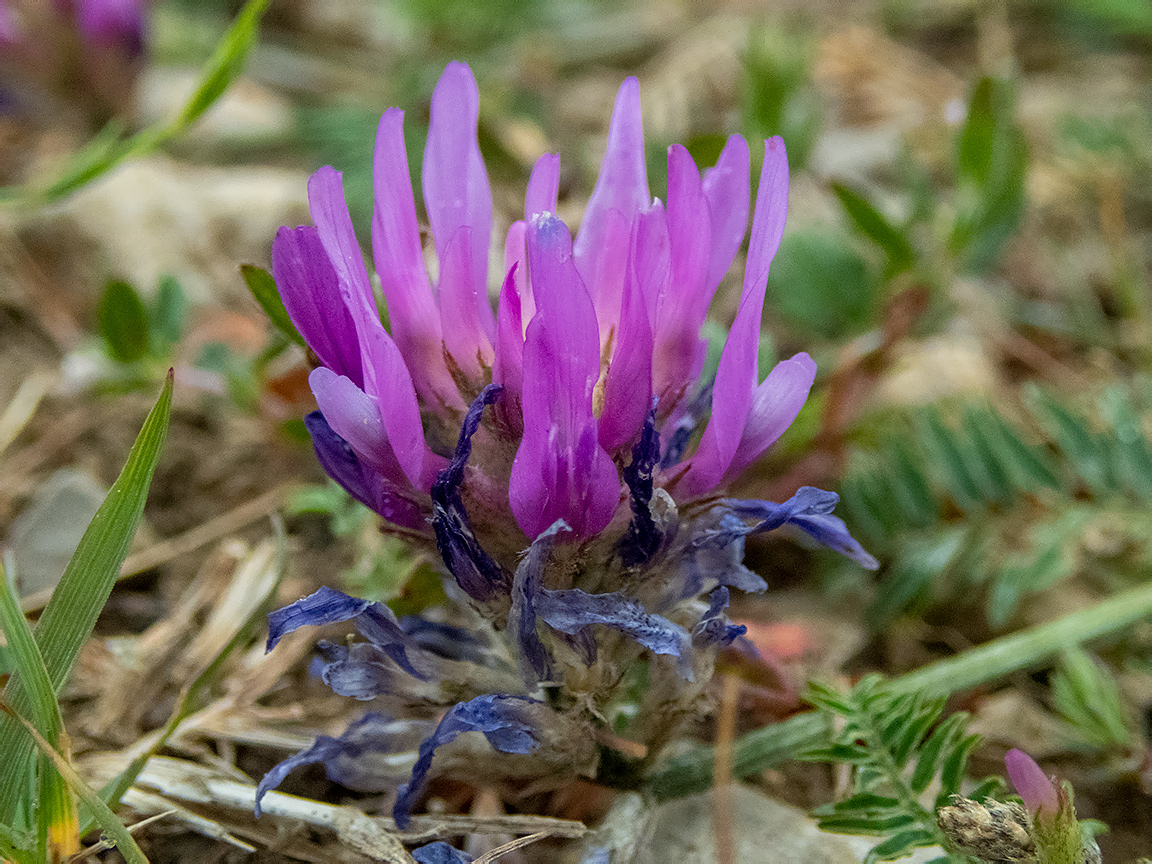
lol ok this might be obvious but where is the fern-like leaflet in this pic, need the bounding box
[800,675,1003,863]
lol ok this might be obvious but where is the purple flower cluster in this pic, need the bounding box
[260,62,876,832]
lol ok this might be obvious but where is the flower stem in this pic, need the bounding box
[646,578,1152,800]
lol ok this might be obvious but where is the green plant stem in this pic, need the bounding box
[647,578,1152,800]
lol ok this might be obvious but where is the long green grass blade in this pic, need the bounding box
[0,554,78,858]
[0,702,148,864]
[0,373,173,823]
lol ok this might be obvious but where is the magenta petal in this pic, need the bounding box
[371,108,460,410]
[632,201,670,325]
[652,145,711,404]
[272,226,363,388]
[1005,749,1059,816]
[680,138,789,497]
[666,145,712,323]
[310,367,408,485]
[307,164,400,419]
[503,219,535,327]
[724,353,816,481]
[573,77,650,311]
[745,136,790,295]
[510,214,619,539]
[362,324,445,490]
[589,207,631,344]
[493,263,524,433]
[308,167,377,342]
[422,61,494,344]
[598,221,653,453]
[702,135,751,293]
[438,226,494,376]
[525,153,559,219]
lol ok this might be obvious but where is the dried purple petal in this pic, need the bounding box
[266,586,424,679]
[536,587,692,679]
[412,842,474,864]
[255,713,430,817]
[620,405,662,566]
[431,384,509,601]
[510,519,570,683]
[394,695,542,829]
[692,587,747,648]
[719,486,879,569]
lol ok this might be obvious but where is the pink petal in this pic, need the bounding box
[589,207,631,344]
[308,166,435,490]
[573,77,650,316]
[309,366,407,485]
[652,145,711,405]
[271,225,364,388]
[525,153,559,219]
[632,200,670,325]
[702,135,751,293]
[307,167,377,364]
[745,136,790,296]
[371,108,460,410]
[503,220,535,329]
[361,323,445,490]
[680,137,789,497]
[597,219,654,453]
[422,61,495,346]
[1005,749,1059,816]
[438,226,494,376]
[723,353,816,481]
[510,214,619,539]
[493,262,524,434]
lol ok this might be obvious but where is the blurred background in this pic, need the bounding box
[3,0,1152,859]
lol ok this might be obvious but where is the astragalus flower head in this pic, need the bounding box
[261,61,877,831]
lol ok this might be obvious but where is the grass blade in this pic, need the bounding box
[0,372,173,823]
[0,554,78,859]
[0,702,148,864]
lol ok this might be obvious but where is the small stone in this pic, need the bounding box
[9,467,107,598]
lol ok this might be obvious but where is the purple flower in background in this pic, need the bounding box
[0,0,146,124]
[262,61,877,834]
[68,0,145,54]
[1005,748,1058,817]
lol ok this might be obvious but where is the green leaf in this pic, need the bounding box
[865,829,938,862]
[1052,648,1132,751]
[818,813,917,834]
[956,78,999,187]
[938,732,980,799]
[150,276,187,350]
[0,556,74,850]
[918,412,984,510]
[766,229,878,339]
[985,408,1061,491]
[0,703,147,864]
[952,77,1029,272]
[0,373,173,824]
[98,280,151,364]
[0,817,28,860]
[831,182,916,276]
[241,264,306,348]
[175,0,273,129]
[910,712,968,793]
